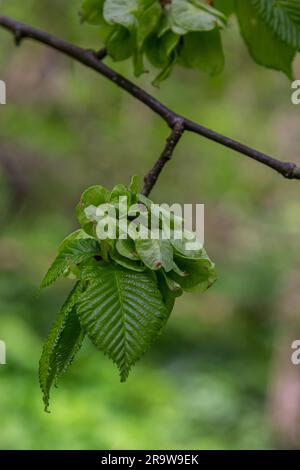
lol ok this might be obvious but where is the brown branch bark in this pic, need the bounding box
[142,119,185,196]
[1,15,300,196]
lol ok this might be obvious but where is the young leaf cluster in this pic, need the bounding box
[80,0,227,83]
[39,176,216,410]
[80,0,300,82]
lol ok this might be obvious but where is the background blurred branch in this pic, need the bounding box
[1,15,300,195]
[0,148,28,214]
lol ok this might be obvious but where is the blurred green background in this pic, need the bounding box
[1,0,300,450]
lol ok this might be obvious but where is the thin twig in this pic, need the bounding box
[1,15,300,196]
[142,119,185,196]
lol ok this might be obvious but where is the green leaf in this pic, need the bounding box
[106,26,135,60]
[103,0,138,29]
[161,270,183,297]
[170,256,217,292]
[110,247,146,271]
[236,0,295,78]
[80,262,111,281]
[169,0,226,35]
[80,1,115,41]
[156,271,177,314]
[135,238,174,271]
[136,0,162,48]
[116,238,139,260]
[172,261,188,277]
[109,183,130,202]
[76,185,110,236]
[180,29,224,75]
[170,230,203,260]
[41,239,101,288]
[39,282,85,411]
[143,19,180,84]
[133,48,147,76]
[252,0,300,50]
[128,175,140,194]
[214,0,235,16]
[80,0,105,24]
[152,51,178,85]
[77,264,169,381]
[145,30,180,68]
[58,229,91,252]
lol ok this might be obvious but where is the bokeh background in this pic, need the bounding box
[1,0,300,450]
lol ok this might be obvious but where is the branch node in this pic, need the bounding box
[95,48,107,60]
[283,162,299,179]
[291,166,300,179]
[171,117,185,134]
[14,28,24,46]
[88,48,107,60]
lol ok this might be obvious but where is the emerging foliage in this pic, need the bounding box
[40,238,101,288]
[78,264,169,382]
[39,282,85,411]
[40,177,216,409]
[80,0,300,82]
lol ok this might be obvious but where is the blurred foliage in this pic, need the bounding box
[1,0,300,450]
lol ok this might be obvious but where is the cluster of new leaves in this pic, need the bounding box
[80,0,300,82]
[39,177,216,410]
[80,0,227,83]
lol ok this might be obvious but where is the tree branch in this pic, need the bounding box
[142,119,185,196]
[1,15,300,196]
